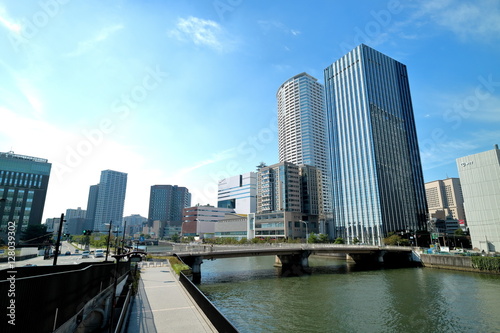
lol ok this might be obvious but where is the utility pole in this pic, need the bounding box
[53,213,65,266]
[105,220,112,262]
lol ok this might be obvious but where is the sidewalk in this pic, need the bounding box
[126,262,217,333]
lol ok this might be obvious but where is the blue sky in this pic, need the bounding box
[1,0,499,222]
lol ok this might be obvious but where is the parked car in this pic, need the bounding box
[65,251,71,255]
[81,250,90,258]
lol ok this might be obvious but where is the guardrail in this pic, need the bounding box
[0,261,130,333]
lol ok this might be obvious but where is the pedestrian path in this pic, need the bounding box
[126,262,217,333]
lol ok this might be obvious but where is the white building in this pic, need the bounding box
[277,72,332,235]
[457,145,500,252]
[217,172,257,214]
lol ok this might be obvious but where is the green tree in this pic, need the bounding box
[171,233,180,243]
[20,224,51,245]
[334,237,345,244]
[319,234,329,243]
[308,233,318,243]
[383,234,410,246]
[352,237,360,244]
[454,228,465,236]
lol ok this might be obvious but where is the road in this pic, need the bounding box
[0,241,109,270]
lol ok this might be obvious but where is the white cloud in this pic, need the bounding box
[169,16,233,52]
[65,24,124,57]
[258,20,301,36]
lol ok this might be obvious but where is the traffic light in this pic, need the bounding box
[83,230,92,235]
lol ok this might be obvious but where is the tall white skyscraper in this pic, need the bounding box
[277,72,332,235]
[93,170,127,231]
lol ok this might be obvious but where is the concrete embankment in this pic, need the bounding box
[420,254,500,274]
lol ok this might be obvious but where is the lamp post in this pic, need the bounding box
[300,220,308,244]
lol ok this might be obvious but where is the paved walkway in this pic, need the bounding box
[126,262,217,333]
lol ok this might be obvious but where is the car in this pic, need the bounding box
[65,251,71,255]
[81,251,90,258]
[75,249,79,254]
[94,249,104,258]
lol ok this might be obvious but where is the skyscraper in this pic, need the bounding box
[148,185,191,225]
[93,170,127,232]
[84,184,99,232]
[457,145,500,252]
[277,73,332,234]
[217,172,257,214]
[0,151,51,242]
[324,44,427,245]
[425,178,466,222]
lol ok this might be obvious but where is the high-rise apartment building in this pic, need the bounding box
[93,170,127,232]
[148,185,191,225]
[456,145,500,252]
[425,178,466,222]
[277,73,332,234]
[0,151,51,242]
[65,207,88,235]
[217,172,257,214]
[324,44,427,245]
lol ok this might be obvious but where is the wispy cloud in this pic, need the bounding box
[168,16,234,52]
[0,6,21,34]
[400,0,500,41]
[258,20,301,36]
[172,148,236,180]
[65,24,124,57]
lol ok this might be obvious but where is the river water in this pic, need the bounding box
[195,255,500,333]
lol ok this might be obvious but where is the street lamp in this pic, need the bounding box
[300,220,308,244]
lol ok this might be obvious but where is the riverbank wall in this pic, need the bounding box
[420,254,500,274]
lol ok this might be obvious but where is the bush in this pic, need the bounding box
[471,256,500,272]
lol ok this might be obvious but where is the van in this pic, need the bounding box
[95,249,104,258]
[81,251,90,258]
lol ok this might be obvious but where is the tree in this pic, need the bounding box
[454,228,465,236]
[20,224,52,245]
[334,237,345,244]
[308,233,318,243]
[352,237,360,244]
[318,234,329,243]
[383,234,410,246]
[171,233,180,243]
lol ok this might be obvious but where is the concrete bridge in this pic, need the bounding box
[173,244,418,283]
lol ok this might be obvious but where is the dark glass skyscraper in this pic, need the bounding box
[148,185,191,225]
[0,151,51,242]
[324,44,427,245]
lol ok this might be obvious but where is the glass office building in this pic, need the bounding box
[0,151,51,242]
[148,184,191,224]
[324,44,427,244]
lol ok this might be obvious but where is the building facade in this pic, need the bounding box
[257,162,301,213]
[65,207,88,235]
[456,145,500,252]
[84,184,99,233]
[123,214,148,236]
[324,44,427,245]
[148,185,191,225]
[217,172,257,214]
[181,205,234,238]
[277,73,332,235]
[93,170,127,232]
[0,151,51,242]
[425,178,466,222]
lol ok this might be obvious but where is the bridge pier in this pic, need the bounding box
[182,256,203,283]
[275,250,311,277]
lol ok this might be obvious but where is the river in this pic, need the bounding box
[194,255,500,333]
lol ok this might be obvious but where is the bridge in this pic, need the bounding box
[171,244,418,283]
